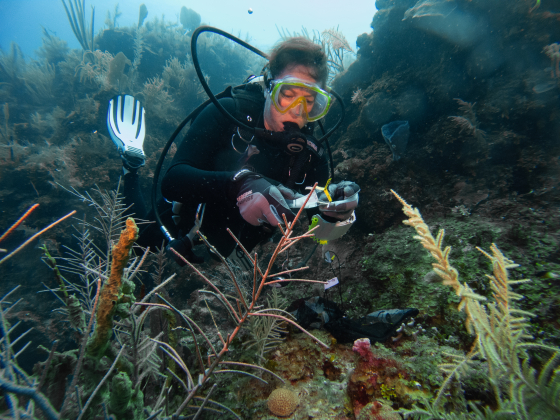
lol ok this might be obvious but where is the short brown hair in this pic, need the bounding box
[268,37,328,88]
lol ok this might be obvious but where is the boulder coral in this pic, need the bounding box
[267,388,299,417]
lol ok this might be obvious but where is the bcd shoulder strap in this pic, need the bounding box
[230,82,265,126]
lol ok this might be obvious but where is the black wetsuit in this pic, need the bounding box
[124,83,329,258]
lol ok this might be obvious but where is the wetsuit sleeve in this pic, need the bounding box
[161,98,237,205]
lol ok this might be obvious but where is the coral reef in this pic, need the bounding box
[356,401,401,420]
[1,0,560,418]
[4,184,331,419]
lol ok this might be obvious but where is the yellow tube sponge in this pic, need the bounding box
[87,218,138,359]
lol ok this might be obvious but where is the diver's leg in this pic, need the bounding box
[107,94,161,245]
[122,171,148,219]
[106,94,150,219]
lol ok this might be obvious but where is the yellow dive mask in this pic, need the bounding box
[268,76,332,122]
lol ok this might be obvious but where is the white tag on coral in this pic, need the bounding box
[324,277,339,290]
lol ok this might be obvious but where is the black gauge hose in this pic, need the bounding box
[152,26,345,241]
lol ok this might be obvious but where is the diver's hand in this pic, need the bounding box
[318,181,360,220]
[230,170,296,227]
[166,236,204,266]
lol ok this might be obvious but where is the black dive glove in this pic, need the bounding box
[166,234,204,266]
[318,181,360,220]
[229,169,297,227]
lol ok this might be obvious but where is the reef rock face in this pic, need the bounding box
[329,0,560,235]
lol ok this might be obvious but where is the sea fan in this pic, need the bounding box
[322,28,354,53]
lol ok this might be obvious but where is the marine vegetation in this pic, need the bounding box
[392,190,560,419]
[61,0,95,52]
[0,185,328,419]
[0,205,76,418]
[243,288,289,364]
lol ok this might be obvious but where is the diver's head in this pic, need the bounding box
[264,37,329,131]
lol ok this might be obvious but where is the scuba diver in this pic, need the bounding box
[106,32,418,343]
[107,35,360,264]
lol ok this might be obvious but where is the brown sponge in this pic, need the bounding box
[87,218,138,359]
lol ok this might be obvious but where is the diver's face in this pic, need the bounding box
[264,64,319,131]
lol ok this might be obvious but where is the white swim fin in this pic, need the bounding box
[107,94,146,169]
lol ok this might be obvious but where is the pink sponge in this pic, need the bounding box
[352,338,374,365]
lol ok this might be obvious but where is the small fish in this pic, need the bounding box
[92,130,97,134]
[536,271,559,279]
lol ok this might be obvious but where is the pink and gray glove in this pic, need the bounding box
[230,170,297,227]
